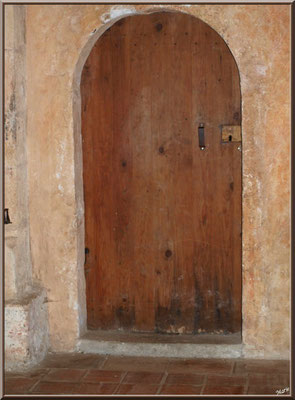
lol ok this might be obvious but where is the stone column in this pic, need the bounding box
[4,4,49,371]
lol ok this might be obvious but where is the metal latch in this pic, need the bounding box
[198,123,205,150]
[4,208,12,224]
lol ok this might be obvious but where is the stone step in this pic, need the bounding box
[77,330,243,359]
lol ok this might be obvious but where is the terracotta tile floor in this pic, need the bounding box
[4,353,290,395]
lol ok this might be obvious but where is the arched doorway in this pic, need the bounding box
[81,11,242,335]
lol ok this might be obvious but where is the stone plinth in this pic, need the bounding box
[5,287,49,371]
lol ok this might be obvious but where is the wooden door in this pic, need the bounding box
[81,12,242,334]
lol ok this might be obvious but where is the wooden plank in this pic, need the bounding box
[128,16,155,331]
[191,16,242,332]
[82,29,116,328]
[150,13,181,333]
[150,13,196,334]
[109,19,135,329]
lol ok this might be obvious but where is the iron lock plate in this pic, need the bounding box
[221,125,242,143]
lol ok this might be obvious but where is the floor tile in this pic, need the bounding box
[5,368,49,379]
[103,355,169,372]
[166,373,204,385]
[167,358,233,375]
[206,374,247,386]
[116,383,159,394]
[248,385,290,395]
[5,353,290,396]
[41,368,87,382]
[123,371,164,384]
[41,352,106,369]
[203,385,245,394]
[160,384,202,394]
[82,369,124,383]
[248,373,289,387]
[5,377,39,394]
[77,382,118,394]
[31,381,81,394]
[234,359,290,375]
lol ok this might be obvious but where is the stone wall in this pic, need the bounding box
[5,4,290,361]
[4,5,49,370]
[5,287,49,370]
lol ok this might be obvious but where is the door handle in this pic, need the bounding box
[198,123,205,150]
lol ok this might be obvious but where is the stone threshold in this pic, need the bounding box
[77,330,243,359]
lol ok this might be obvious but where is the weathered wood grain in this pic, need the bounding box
[81,12,241,333]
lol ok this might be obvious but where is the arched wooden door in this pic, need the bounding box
[81,12,242,334]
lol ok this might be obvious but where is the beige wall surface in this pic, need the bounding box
[5,5,33,300]
[5,5,50,369]
[9,4,289,357]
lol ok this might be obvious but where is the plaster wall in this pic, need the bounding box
[5,5,33,299]
[5,5,19,300]
[7,4,290,358]
[4,5,49,370]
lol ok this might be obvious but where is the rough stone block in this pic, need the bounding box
[5,287,49,371]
